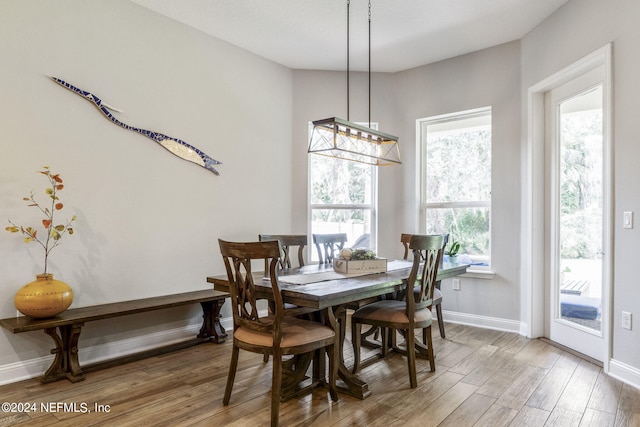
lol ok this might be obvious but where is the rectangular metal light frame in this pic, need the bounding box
[308,117,402,166]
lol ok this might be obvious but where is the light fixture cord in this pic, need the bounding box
[368,0,372,128]
[347,0,350,121]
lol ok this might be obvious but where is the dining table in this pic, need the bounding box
[207,259,469,399]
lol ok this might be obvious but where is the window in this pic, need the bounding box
[419,107,491,267]
[309,124,377,261]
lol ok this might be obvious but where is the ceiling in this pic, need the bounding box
[130,0,568,73]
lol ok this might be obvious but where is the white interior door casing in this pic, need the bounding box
[545,67,607,361]
[524,44,612,369]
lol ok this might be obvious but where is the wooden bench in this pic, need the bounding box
[0,289,229,384]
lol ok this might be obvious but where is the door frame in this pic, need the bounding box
[523,44,612,370]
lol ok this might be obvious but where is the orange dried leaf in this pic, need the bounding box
[56,184,64,190]
[52,175,62,183]
[42,219,52,229]
[55,203,63,210]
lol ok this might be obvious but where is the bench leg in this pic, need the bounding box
[198,300,227,343]
[43,324,85,384]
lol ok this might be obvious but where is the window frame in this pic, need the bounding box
[418,107,492,269]
[308,123,379,260]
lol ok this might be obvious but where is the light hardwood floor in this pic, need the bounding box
[1,321,639,426]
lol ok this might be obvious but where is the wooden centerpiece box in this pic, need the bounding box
[333,257,387,274]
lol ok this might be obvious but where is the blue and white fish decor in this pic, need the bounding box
[50,77,222,175]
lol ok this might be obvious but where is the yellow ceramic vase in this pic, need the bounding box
[14,274,74,318]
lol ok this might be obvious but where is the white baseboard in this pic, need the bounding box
[0,320,206,386]
[220,316,233,333]
[608,358,640,390]
[442,310,523,334]
[0,355,55,386]
[6,314,638,392]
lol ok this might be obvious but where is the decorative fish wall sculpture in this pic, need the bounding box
[50,77,222,175]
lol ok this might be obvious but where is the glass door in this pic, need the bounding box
[546,66,608,361]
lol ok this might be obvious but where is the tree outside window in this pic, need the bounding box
[420,108,492,266]
[309,125,377,260]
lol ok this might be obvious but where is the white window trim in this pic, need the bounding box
[307,123,379,257]
[417,107,493,272]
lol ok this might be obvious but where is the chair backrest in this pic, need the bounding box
[405,235,445,320]
[259,234,307,270]
[219,239,285,340]
[402,233,449,266]
[312,233,348,264]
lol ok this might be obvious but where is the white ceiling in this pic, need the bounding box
[130,0,568,73]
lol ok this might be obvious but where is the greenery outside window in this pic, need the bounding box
[419,107,491,268]
[309,123,377,261]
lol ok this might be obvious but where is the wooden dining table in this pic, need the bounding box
[207,259,468,399]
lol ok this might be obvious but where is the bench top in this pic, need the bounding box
[0,289,229,333]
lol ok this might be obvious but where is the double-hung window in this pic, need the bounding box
[419,107,492,267]
[308,124,377,261]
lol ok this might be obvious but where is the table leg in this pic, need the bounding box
[327,304,371,400]
[42,324,85,384]
[198,300,227,343]
[280,353,316,401]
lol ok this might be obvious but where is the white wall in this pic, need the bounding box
[521,0,640,382]
[292,70,402,253]
[3,0,640,389]
[395,42,523,326]
[293,42,522,329]
[0,0,293,379]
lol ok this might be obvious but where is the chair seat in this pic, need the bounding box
[351,300,432,325]
[234,316,335,349]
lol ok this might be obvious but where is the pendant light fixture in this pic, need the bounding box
[308,0,401,166]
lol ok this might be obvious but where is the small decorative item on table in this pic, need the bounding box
[333,248,387,274]
[5,167,77,318]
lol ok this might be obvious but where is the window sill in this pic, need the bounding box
[461,268,495,280]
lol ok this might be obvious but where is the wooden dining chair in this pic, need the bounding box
[259,234,307,270]
[402,233,449,339]
[312,233,348,264]
[351,234,444,388]
[258,234,310,362]
[219,239,338,426]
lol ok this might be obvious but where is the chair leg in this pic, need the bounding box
[351,321,362,374]
[390,328,397,349]
[223,345,240,405]
[436,303,445,338]
[405,328,418,388]
[380,327,387,356]
[425,324,436,372]
[373,327,380,341]
[271,349,282,427]
[327,340,339,402]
